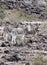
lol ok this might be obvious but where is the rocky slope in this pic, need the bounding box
[0,0,47,65]
[0,21,47,65]
[0,0,47,20]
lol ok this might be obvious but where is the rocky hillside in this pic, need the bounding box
[0,21,47,65]
[0,0,47,21]
[0,0,47,65]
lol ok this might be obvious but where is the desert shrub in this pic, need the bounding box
[0,4,7,10]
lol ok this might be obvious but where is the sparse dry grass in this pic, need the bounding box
[32,55,47,65]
